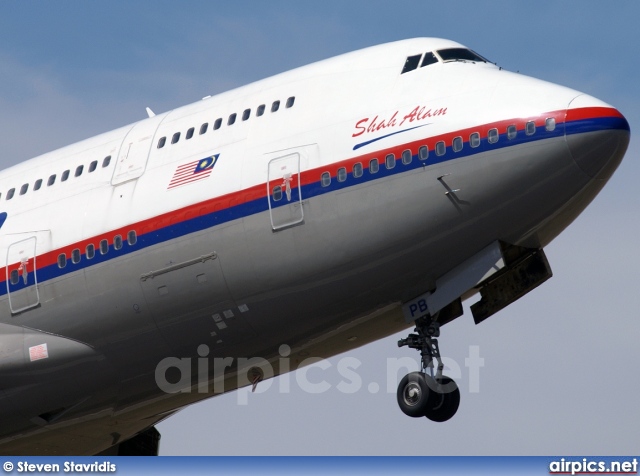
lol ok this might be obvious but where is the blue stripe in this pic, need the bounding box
[565,116,630,135]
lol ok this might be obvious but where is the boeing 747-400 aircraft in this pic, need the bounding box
[0,38,630,455]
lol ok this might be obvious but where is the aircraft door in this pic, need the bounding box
[267,152,304,231]
[111,113,167,186]
[6,236,39,314]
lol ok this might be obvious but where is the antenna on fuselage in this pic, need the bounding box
[145,107,156,118]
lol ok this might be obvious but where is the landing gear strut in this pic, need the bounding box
[397,317,460,422]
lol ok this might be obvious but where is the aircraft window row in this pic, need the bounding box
[57,230,138,269]
[2,156,111,202]
[319,118,556,187]
[157,96,296,149]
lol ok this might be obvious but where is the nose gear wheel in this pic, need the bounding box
[397,317,460,422]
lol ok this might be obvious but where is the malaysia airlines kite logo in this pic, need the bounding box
[168,154,219,189]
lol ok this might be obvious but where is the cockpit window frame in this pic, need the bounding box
[436,48,490,64]
[401,54,423,74]
[420,52,438,68]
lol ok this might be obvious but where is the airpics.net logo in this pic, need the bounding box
[154,344,485,404]
[549,458,638,475]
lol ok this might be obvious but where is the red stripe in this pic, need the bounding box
[565,106,624,123]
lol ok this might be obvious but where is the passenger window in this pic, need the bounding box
[272,185,282,201]
[186,127,195,139]
[385,153,396,169]
[34,179,42,191]
[337,167,347,182]
[402,149,412,165]
[353,162,363,178]
[453,137,463,152]
[470,132,480,148]
[420,52,438,67]
[419,145,429,160]
[526,121,536,135]
[507,125,517,140]
[286,97,295,108]
[257,105,266,116]
[102,156,111,168]
[488,128,499,144]
[71,248,81,264]
[99,239,109,255]
[58,254,67,269]
[171,132,181,144]
[114,235,123,251]
[10,269,19,285]
[48,175,56,186]
[271,100,280,112]
[401,54,422,74]
[127,230,137,246]
[61,170,70,182]
[369,158,379,174]
[227,113,237,125]
[242,109,251,121]
[545,118,556,132]
[214,118,222,130]
[86,243,95,260]
[75,165,83,177]
[6,188,14,200]
[19,184,28,195]
[436,141,446,156]
[89,160,98,172]
[157,137,166,148]
[321,172,331,187]
[200,123,208,135]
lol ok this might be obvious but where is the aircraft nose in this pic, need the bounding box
[565,94,630,180]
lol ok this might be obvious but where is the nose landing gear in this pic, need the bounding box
[397,317,460,422]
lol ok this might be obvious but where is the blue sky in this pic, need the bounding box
[0,1,638,455]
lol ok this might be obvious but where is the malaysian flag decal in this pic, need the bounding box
[168,154,219,189]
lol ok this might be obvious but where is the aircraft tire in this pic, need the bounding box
[424,376,460,422]
[397,371,432,418]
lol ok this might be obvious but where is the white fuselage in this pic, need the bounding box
[0,38,629,455]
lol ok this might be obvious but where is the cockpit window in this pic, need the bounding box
[421,52,438,68]
[437,48,490,63]
[401,54,422,74]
